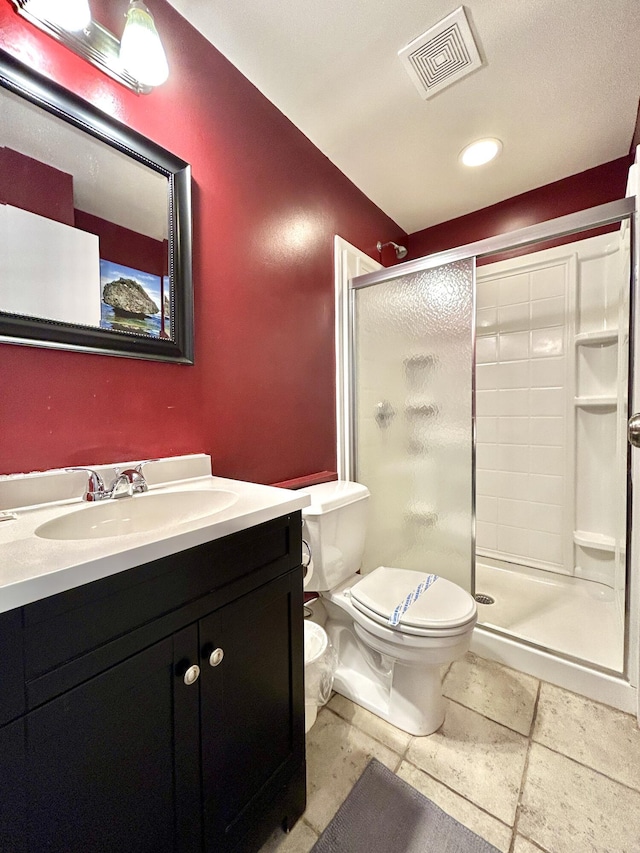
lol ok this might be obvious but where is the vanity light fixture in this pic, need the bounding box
[29,0,91,32]
[459,137,502,167]
[120,1,169,87]
[10,0,169,94]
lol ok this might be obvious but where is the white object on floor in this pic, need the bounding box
[304,620,330,732]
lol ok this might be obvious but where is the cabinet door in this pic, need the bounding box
[0,719,26,853]
[200,570,305,852]
[23,627,201,853]
[0,608,25,726]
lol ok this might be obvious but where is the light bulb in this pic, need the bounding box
[30,0,91,31]
[460,138,502,167]
[119,1,169,88]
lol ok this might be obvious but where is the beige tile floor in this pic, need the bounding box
[260,652,640,853]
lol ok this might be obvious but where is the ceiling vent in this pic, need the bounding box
[398,6,482,100]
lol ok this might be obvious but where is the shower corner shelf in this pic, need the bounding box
[405,399,438,417]
[404,354,436,367]
[573,530,615,552]
[574,396,617,409]
[404,504,438,527]
[574,329,618,346]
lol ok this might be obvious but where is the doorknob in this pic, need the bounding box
[629,414,640,448]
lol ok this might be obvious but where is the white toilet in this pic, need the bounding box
[301,481,477,735]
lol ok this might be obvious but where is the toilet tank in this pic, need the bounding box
[301,481,370,591]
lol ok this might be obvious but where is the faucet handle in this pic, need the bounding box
[66,467,106,501]
[115,466,149,494]
[133,459,158,486]
[135,458,158,472]
[113,460,156,476]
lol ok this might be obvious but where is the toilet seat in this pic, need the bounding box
[350,566,476,636]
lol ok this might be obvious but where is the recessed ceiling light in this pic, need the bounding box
[460,138,502,167]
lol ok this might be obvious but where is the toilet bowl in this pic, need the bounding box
[301,481,477,735]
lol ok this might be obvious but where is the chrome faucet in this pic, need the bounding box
[66,467,107,502]
[67,464,149,501]
[109,467,149,499]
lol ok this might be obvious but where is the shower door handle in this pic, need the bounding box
[628,414,640,447]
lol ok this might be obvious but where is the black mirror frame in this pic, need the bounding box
[0,49,194,364]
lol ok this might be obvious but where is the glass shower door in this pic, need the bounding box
[352,258,475,591]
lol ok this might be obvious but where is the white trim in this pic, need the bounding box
[626,152,640,724]
[334,236,381,480]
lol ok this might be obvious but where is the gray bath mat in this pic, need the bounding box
[310,759,501,853]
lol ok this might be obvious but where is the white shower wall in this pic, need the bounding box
[475,232,628,591]
[476,251,570,572]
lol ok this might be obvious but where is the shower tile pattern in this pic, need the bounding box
[260,652,640,853]
[475,232,628,596]
[476,257,568,571]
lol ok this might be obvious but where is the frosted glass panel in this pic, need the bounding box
[354,259,474,592]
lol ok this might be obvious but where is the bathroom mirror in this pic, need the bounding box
[0,50,193,363]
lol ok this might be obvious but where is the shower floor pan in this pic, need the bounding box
[475,558,624,672]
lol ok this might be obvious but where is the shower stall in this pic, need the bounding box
[338,196,639,713]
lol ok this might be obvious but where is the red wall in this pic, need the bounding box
[74,211,167,277]
[0,147,75,225]
[407,157,632,261]
[0,1,404,481]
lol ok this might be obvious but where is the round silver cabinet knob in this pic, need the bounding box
[183,664,200,686]
[209,648,224,667]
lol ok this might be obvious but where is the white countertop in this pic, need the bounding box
[0,475,310,614]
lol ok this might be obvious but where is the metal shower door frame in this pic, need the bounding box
[348,196,636,678]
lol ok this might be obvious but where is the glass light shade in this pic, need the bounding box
[30,0,91,31]
[119,1,169,88]
[460,138,502,167]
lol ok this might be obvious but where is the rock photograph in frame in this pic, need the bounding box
[100,260,170,338]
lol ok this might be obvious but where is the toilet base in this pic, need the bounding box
[320,599,470,736]
[332,657,446,736]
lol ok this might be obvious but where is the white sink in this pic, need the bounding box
[35,489,239,540]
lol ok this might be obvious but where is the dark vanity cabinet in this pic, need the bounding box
[0,513,306,853]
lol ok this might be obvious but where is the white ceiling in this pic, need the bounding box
[167,0,640,234]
